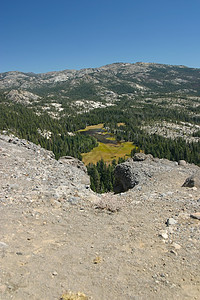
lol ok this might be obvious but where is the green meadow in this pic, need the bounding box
[81,141,136,165]
[79,123,136,165]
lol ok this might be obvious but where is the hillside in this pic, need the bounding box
[1,62,200,118]
[0,134,200,299]
[0,62,200,168]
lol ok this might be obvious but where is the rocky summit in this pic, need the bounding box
[0,135,200,300]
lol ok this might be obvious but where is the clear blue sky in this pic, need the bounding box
[1,0,200,73]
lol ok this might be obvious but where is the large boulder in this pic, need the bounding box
[178,160,187,166]
[114,163,139,193]
[113,156,153,193]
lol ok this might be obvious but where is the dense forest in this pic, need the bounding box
[87,157,126,193]
[0,98,98,160]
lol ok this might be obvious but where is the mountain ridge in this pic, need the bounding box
[1,62,199,90]
[0,61,195,76]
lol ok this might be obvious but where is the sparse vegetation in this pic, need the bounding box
[60,292,88,300]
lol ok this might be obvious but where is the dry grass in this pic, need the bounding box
[78,123,104,132]
[117,122,125,126]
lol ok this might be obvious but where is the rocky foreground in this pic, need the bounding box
[0,135,200,300]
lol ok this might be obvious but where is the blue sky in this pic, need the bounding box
[1,0,200,73]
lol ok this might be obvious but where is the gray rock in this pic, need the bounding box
[0,242,8,248]
[68,197,81,205]
[114,163,139,193]
[182,174,200,188]
[58,156,87,173]
[133,153,153,161]
[172,242,181,250]
[190,212,200,220]
[178,160,187,166]
[166,218,177,226]
[113,159,153,193]
[159,230,168,239]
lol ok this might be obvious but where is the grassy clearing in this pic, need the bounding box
[78,123,104,132]
[78,123,125,133]
[82,141,136,165]
[106,136,115,141]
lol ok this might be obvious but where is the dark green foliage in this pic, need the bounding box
[87,157,128,193]
[193,130,200,137]
[130,133,200,165]
[0,99,98,160]
[87,159,116,193]
[107,82,136,94]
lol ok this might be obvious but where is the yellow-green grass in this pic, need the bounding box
[82,142,136,165]
[106,136,115,141]
[78,123,125,133]
[78,123,104,132]
[101,130,111,135]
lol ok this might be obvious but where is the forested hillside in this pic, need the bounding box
[1,62,200,192]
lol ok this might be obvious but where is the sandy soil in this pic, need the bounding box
[0,136,200,300]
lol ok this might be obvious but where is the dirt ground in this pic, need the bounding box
[0,135,200,300]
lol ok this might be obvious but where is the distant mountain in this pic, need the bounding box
[1,62,200,118]
[1,62,200,92]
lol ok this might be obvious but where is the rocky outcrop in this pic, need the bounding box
[58,156,87,173]
[114,153,200,193]
[114,154,156,193]
[182,174,200,188]
[0,134,92,208]
[132,152,153,161]
[6,89,40,104]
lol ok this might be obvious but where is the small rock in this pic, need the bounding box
[0,242,8,248]
[52,271,58,276]
[166,218,177,226]
[159,231,168,239]
[170,250,177,256]
[172,242,181,250]
[68,197,81,205]
[93,256,102,264]
[190,212,200,220]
